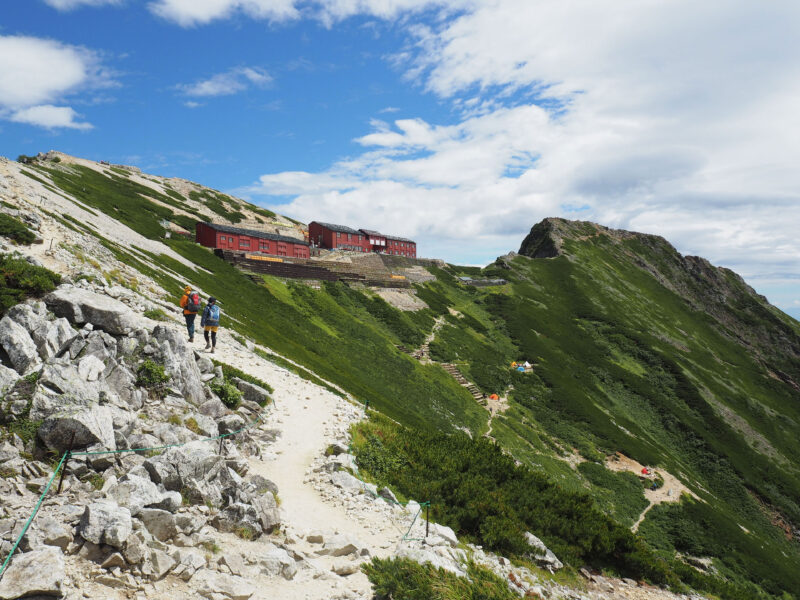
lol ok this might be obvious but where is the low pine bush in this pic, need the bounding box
[136,359,170,398]
[0,213,36,245]
[0,253,61,313]
[209,380,242,409]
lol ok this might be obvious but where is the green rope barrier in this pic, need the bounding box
[0,452,68,582]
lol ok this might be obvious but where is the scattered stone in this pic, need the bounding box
[137,508,178,542]
[0,546,65,599]
[192,570,255,600]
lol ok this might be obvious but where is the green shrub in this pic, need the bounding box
[209,380,243,409]
[143,308,169,321]
[136,359,170,398]
[8,418,42,444]
[0,253,61,314]
[351,415,675,584]
[212,359,274,394]
[0,213,36,244]
[363,558,519,600]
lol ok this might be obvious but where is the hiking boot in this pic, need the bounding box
[210,346,215,354]
[205,342,211,350]
[189,336,194,343]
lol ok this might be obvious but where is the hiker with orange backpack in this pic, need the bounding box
[179,285,201,342]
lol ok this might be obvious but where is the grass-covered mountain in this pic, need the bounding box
[2,153,799,599]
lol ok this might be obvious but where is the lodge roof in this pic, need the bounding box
[202,222,309,246]
[383,234,415,243]
[312,221,362,235]
[360,228,415,243]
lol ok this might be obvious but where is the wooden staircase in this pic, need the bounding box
[442,363,485,402]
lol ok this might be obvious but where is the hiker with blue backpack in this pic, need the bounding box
[201,296,221,353]
[179,285,201,342]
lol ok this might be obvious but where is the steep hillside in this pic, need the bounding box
[2,154,799,599]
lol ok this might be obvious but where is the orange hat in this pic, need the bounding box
[184,285,191,293]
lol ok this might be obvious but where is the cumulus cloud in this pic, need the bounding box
[177,66,272,97]
[148,0,299,26]
[9,105,92,130]
[244,0,800,307]
[43,0,122,10]
[0,35,111,130]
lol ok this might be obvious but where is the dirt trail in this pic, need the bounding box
[204,341,404,599]
[606,453,699,531]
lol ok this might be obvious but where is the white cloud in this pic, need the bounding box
[177,66,272,97]
[148,0,299,27]
[247,0,800,302]
[9,105,92,130]
[184,101,203,108]
[43,0,122,10]
[148,0,461,27]
[0,35,111,129]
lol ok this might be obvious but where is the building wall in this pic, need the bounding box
[196,223,309,259]
[195,222,218,248]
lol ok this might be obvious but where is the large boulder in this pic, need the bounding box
[30,363,103,418]
[138,508,178,542]
[0,364,19,395]
[258,546,297,580]
[211,503,263,538]
[251,492,281,533]
[30,317,76,362]
[524,532,563,571]
[143,441,224,505]
[37,403,116,453]
[79,500,132,548]
[0,316,41,375]
[5,301,47,333]
[151,325,205,404]
[395,545,465,577]
[0,546,65,599]
[45,286,138,335]
[105,474,162,516]
[232,378,270,406]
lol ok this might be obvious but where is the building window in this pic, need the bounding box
[240,239,250,247]
[336,232,341,238]
[347,233,351,241]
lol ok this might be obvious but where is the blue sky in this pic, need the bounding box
[1,0,799,319]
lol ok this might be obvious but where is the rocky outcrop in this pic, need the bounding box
[45,287,138,335]
[0,315,41,375]
[524,531,563,571]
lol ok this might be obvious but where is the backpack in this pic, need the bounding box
[186,291,200,312]
[207,304,220,323]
